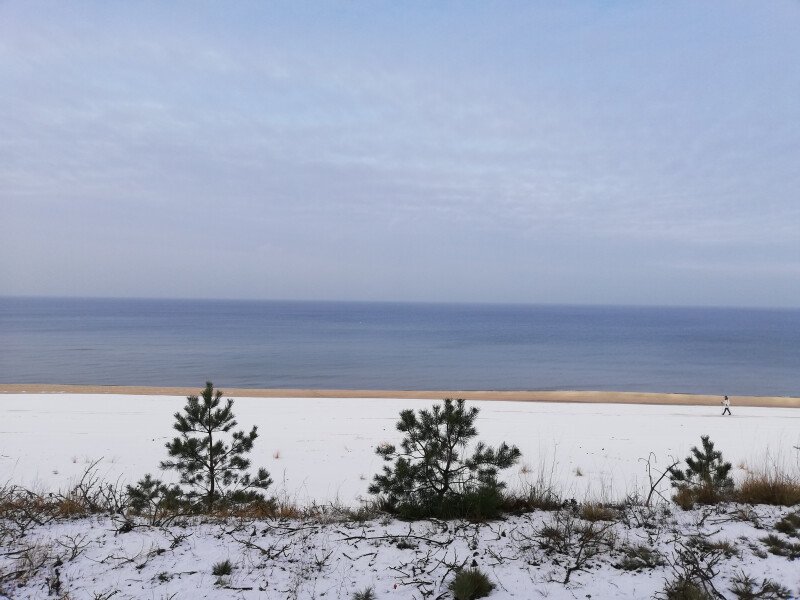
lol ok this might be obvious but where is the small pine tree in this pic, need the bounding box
[160,382,272,511]
[369,398,521,519]
[127,474,183,513]
[668,435,733,507]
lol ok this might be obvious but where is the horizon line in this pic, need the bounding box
[1,294,798,312]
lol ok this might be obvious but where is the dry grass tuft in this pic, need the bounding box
[0,465,126,535]
[580,503,618,522]
[502,485,562,513]
[672,484,731,510]
[736,471,800,506]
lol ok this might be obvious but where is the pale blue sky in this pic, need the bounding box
[1,1,799,307]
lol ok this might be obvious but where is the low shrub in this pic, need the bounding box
[661,576,715,600]
[352,586,376,600]
[534,510,616,583]
[704,538,739,559]
[387,485,505,521]
[448,567,494,600]
[0,465,126,538]
[615,544,665,571]
[760,534,800,559]
[211,559,233,576]
[774,512,800,537]
[126,474,185,525]
[661,535,729,600]
[730,571,792,599]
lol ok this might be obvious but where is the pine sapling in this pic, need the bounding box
[369,398,521,519]
[668,435,733,507]
[160,382,272,512]
[126,474,184,525]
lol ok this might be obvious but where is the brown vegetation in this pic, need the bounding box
[735,471,800,507]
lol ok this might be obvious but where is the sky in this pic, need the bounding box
[1,1,799,308]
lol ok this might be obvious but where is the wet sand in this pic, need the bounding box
[0,384,798,408]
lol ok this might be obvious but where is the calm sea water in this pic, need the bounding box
[0,297,798,396]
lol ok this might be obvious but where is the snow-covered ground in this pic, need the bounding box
[1,394,799,504]
[2,394,800,599]
[2,504,800,599]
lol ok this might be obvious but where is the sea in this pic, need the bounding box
[0,297,798,396]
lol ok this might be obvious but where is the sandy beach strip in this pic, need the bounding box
[0,384,798,408]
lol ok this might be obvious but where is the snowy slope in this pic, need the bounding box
[2,504,799,599]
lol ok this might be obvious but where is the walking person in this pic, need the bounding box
[722,395,732,416]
